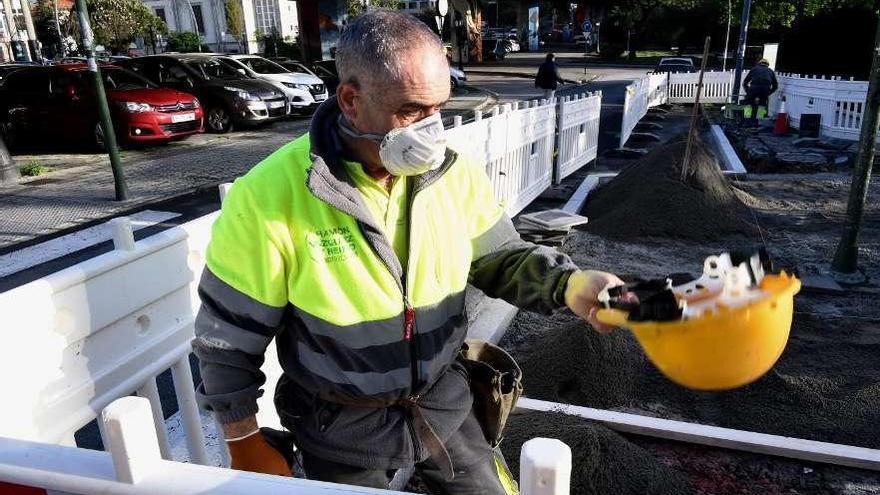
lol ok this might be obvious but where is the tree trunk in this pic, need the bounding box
[451,0,482,63]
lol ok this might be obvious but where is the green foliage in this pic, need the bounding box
[260,31,300,58]
[166,31,202,52]
[20,160,47,177]
[33,0,78,58]
[81,0,167,53]
[225,0,245,41]
[347,0,401,18]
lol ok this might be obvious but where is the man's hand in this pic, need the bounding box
[564,270,626,334]
[224,417,293,477]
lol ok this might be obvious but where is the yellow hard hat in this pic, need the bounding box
[597,252,800,391]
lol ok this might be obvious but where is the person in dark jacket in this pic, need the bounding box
[535,53,565,99]
[742,58,778,119]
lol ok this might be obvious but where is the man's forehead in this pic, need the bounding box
[373,52,449,107]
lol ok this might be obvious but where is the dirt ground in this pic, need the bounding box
[500,167,880,493]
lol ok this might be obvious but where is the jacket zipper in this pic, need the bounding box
[402,175,422,462]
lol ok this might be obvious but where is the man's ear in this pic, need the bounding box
[336,81,359,121]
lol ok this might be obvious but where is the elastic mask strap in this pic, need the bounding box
[337,115,385,145]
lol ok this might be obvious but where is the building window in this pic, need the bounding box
[154,8,166,24]
[254,0,280,35]
[191,4,205,35]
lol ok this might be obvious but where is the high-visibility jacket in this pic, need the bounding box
[194,99,578,469]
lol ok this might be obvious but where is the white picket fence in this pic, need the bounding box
[0,96,607,494]
[620,74,668,148]
[554,92,602,184]
[667,71,743,104]
[769,72,871,142]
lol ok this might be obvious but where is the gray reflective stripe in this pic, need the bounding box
[200,268,286,329]
[471,214,528,259]
[298,342,412,395]
[292,291,465,350]
[194,305,273,355]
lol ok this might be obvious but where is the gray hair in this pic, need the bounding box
[336,9,446,88]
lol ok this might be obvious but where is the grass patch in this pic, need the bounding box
[19,160,48,177]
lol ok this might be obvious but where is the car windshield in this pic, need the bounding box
[243,57,289,74]
[101,68,156,90]
[184,59,247,80]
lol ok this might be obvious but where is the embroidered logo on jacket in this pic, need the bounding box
[306,226,358,263]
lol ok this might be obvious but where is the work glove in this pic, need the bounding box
[226,429,293,477]
[564,269,630,334]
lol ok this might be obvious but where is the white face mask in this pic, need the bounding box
[338,112,448,176]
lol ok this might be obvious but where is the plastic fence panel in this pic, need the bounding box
[555,92,602,183]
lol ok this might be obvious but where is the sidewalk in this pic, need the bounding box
[0,87,497,252]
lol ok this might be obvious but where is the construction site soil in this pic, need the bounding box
[500,145,880,493]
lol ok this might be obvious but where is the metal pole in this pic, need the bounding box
[75,0,128,200]
[722,0,731,72]
[831,19,880,281]
[0,133,19,184]
[730,0,752,105]
[681,36,711,182]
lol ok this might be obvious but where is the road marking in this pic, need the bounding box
[0,210,182,278]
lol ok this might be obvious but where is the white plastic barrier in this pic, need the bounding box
[0,396,573,494]
[0,212,215,465]
[446,99,557,216]
[769,72,871,141]
[554,92,602,184]
[619,77,650,148]
[647,73,669,108]
[668,71,743,104]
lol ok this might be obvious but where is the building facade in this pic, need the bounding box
[0,0,38,62]
[140,0,297,54]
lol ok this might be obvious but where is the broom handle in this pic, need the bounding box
[681,36,712,181]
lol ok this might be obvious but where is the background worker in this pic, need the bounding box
[742,58,779,119]
[535,53,566,99]
[194,10,624,494]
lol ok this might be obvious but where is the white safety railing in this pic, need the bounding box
[769,72,871,141]
[619,76,650,148]
[554,91,602,184]
[0,213,215,466]
[647,73,669,108]
[668,71,740,104]
[446,99,558,216]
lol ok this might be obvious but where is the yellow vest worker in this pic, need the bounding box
[193,10,625,493]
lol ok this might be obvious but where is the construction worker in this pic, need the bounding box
[742,58,778,120]
[193,10,624,493]
[535,53,566,99]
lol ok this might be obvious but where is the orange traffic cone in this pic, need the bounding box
[774,99,789,135]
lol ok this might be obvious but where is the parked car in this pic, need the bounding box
[217,55,328,114]
[118,54,288,133]
[449,66,467,90]
[654,57,697,74]
[0,64,203,149]
[308,59,340,94]
[0,64,29,83]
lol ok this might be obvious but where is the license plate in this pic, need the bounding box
[171,112,195,123]
[315,95,326,101]
[268,101,286,109]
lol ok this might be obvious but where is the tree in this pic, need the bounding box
[166,31,201,52]
[451,0,483,63]
[81,0,167,54]
[346,0,401,18]
[225,0,245,47]
[33,0,77,58]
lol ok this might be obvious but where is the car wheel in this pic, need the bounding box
[206,106,233,134]
[450,77,458,91]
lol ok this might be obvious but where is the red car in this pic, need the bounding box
[0,64,203,149]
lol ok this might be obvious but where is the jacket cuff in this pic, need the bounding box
[549,268,577,309]
[214,401,260,425]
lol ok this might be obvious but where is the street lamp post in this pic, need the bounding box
[722,0,731,71]
[731,0,753,105]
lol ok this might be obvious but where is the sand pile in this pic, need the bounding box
[583,137,759,240]
[515,321,645,409]
[501,412,694,495]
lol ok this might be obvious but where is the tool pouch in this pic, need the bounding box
[458,339,523,448]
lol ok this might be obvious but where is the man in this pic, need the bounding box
[194,10,624,494]
[534,53,565,99]
[742,58,778,120]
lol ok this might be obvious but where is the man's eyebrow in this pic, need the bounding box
[399,99,449,111]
